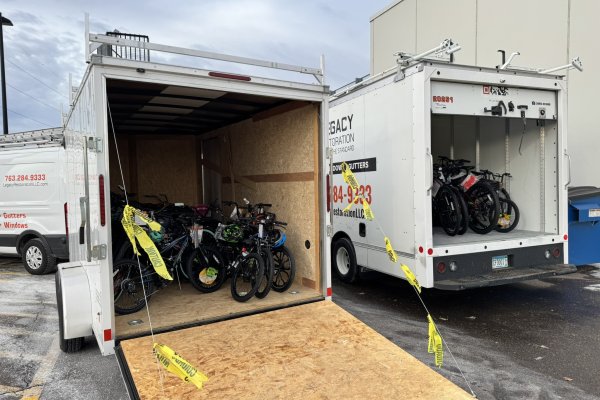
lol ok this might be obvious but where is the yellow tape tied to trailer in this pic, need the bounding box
[154,343,209,389]
[341,161,360,192]
[121,205,172,281]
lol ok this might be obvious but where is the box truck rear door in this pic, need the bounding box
[116,301,472,399]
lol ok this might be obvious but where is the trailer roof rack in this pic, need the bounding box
[0,128,64,149]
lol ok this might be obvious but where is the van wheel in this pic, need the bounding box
[55,271,84,353]
[332,238,359,283]
[22,238,56,275]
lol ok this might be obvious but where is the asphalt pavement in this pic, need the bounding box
[0,256,599,399]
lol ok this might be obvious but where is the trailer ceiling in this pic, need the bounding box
[106,79,291,135]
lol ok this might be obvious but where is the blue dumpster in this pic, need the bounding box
[568,186,600,265]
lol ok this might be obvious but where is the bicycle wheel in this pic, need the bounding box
[496,198,520,233]
[466,181,501,234]
[272,246,296,292]
[231,253,264,302]
[113,259,154,315]
[435,185,462,236]
[255,247,274,299]
[186,246,226,293]
[452,187,469,235]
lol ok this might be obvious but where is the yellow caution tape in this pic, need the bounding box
[427,315,443,367]
[154,343,209,389]
[384,237,398,263]
[400,264,421,293]
[361,198,374,220]
[121,205,172,281]
[341,162,359,193]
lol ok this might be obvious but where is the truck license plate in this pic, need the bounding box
[492,255,509,269]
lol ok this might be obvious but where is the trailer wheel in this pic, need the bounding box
[22,238,56,275]
[332,238,359,283]
[55,271,84,353]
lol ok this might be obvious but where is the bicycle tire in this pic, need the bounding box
[255,247,274,299]
[231,253,264,302]
[186,246,226,293]
[466,181,501,234]
[452,187,469,235]
[435,185,462,236]
[113,259,154,315]
[272,246,296,292]
[495,198,520,233]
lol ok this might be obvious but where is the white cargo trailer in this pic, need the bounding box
[0,128,68,274]
[329,57,576,289]
[55,23,473,399]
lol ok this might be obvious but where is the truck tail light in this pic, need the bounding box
[552,247,561,258]
[437,262,446,273]
[64,202,69,236]
[99,174,106,227]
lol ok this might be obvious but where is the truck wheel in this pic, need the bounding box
[332,238,359,283]
[55,271,84,353]
[22,238,57,275]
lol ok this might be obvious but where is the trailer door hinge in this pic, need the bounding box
[326,147,333,159]
[91,244,107,260]
[327,225,333,237]
[87,137,103,153]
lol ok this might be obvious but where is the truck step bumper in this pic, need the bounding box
[433,264,577,290]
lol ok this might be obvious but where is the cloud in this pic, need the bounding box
[1,0,390,132]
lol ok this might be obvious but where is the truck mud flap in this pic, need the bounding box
[434,264,577,290]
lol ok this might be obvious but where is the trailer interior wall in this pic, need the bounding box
[209,104,321,288]
[431,115,559,239]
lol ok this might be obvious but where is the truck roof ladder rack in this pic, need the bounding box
[0,127,64,149]
[84,13,324,85]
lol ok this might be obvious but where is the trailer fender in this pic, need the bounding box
[56,262,93,340]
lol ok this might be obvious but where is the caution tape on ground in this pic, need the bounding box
[121,205,172,281]
[154,343,209,389]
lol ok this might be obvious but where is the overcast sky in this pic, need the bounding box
[0,0,392,133]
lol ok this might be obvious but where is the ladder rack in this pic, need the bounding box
[0,128,64,150]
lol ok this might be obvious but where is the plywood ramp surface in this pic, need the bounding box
[120,301,472,400]
[116,282,321,338]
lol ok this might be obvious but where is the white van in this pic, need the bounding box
[0,128,69,274]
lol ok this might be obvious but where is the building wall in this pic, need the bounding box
[371,0,598,186]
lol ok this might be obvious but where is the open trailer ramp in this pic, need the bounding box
[116,301,472,399]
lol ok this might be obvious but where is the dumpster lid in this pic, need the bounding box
[569,186,600,202]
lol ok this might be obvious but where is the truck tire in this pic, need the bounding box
[55,271,84,353]
[332,238,359,283]
[22,238,57,275]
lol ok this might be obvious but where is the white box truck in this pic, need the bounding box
[0,128,68,274]
[329,54,577,290]
[56,22,473,399]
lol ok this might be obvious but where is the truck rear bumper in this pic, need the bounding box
[433,264,577,290]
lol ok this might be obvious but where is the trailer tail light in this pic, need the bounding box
[563,234,568,241]
[99,175,106,227]
[544,250,551,259]
[449,261,458,272]
[327,287,332,297]
[427,248,433,256]
[552,247,561,258]
[208,71,251,81]
[103,328,112,341]
[437,262,446,273]
[64,202,69,236]
[326,175,330,212]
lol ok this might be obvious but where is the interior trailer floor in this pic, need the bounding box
[116,282,321,339]
[118,301,472,400]
[432,227,554,247]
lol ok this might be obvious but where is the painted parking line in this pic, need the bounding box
[0,384,23,395]
[19,336,61,400]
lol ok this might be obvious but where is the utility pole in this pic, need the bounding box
[0,13,13,134]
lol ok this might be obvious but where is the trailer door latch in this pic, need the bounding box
[484,100,507,116]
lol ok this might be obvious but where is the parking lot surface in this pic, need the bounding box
[0,256,599,399]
